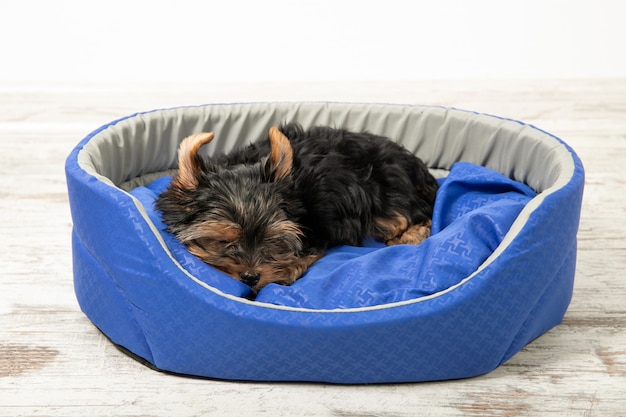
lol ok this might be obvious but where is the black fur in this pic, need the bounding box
[230,123,437,249]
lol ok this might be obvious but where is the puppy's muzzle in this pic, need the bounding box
[240,271,260,287]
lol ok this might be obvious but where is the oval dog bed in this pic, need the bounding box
[66,102,584,383]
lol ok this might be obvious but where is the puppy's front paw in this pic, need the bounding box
[387,221,431,246]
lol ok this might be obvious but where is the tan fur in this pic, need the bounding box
[254,253,323,288]
[174,132,215,190]
[373,214,409,242]
[177,220,241,244]
[268,126,293,180]
[387,220,432,245]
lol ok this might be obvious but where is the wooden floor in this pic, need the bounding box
[1,79,625,416]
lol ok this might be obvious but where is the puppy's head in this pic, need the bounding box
[156,126,306,292]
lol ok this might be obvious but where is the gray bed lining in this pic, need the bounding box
[78,103,573,195]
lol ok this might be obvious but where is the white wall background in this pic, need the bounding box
[1,0,625,83]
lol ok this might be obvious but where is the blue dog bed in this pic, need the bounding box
[66,103,584,383]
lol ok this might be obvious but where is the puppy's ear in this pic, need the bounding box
[268,126,293,180]
[174,132,215,190]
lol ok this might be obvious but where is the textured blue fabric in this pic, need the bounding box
[130,162,535,309]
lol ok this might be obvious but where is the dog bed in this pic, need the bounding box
[66,102,584,383]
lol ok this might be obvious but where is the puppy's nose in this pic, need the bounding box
[240,272,260,287]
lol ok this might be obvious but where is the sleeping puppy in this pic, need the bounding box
[156,122,438,294]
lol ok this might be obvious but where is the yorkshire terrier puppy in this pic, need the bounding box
[156,123,438,294]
